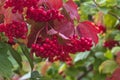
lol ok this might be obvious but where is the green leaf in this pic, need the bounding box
[0,42,9,53]
[20,44,34,70]
[92,71,106,80]
[30,71,51,80]
[95,52,104,59]
[103,14,117,28]
[99,60,118,74]
[58,64,67,72]
[74,51,90,62]
[81,1,97,15]
[98,7,111,14]
[0,55,13,78]
[105,0,117,7]
[8,46,22,68]
[0,42,13,78]
[115,33,120,41]
[111,47,120,55]
[104,50,113,59]
[30,71,41,80]
[96,0,117,7]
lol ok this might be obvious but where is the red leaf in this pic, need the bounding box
[106,68,120,80]
[39,0,63,9]
[77,21,99,44]
[0,0,5,14]
[0,1,23,24]
[63,0,80,20]
[54,19,74,39]
[48,0,63,9]
[0,14,4,23]
[3,8,23,24]
[27,21,46,47]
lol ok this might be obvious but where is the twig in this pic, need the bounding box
[114,5,120,9]
[93,0,100,7]
[77,65,93,80]
[108,12,120,22]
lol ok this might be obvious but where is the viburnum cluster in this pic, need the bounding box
[0,0,99,64]
[26,7,64,22]
[31,35,93,64]
[103,40,120,49]
[0,21,28,43]
[4,0,64,22]
[4,0,39,13]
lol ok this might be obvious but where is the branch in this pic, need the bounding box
[93,0,100,7]
[114,5,120,9]
[108,12,120,22]
[77,65,93,80]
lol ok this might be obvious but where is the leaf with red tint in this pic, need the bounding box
[63,0,80,20]
[0,14,4,23]
[106,68,120,80]
[0,1,23,24]
[48,0,63,9]
[3,8,23,24]
[116,52,120,65]
[39,0,63,9]
[27,20,46,47]
[54,19,74,39]
[0,0,5,14]
[77,21,99,44]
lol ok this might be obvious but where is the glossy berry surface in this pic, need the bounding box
[31,35,93,64]
[26,7,64,22]
[4,21,28,43]
[4,0,39,13]
[103,40,119,49]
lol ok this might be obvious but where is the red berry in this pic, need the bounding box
[103,40,119,49]
[31,35,93,64]
[4,0,39,13]
[4,21,28,42]
[0,23,5,32]
[26,7,64,22]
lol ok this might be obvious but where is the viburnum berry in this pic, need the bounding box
[97,24,106,33]
[31,36,71,63]
[65,36,93,53]
[4,0,39,13]
[31,35,93,64]
[26,7,64,22]
[4,21,28,43]
[0,23,5,32]
[103,40,120,49]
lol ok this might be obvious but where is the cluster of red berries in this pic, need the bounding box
[103,40,120,49]
[4,0,64,22]
[65,36,93,53]
[0,21,28,43]
[4,0,39,13]
[31,35,93,64]
[26,7,64,22]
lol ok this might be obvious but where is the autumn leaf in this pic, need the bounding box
[77,21,99,44]
[3,8,23,24]
[39,0,63,9]
[63,0,80,20]
[54,19,74,39]
[27,20,46,47]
